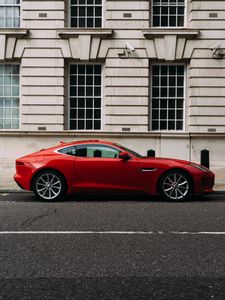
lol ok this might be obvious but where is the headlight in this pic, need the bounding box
[189,163,210,172]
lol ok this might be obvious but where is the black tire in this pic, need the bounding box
[158,170,193,201]
[32,170,67,201]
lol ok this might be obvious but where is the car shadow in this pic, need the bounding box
[0,191,223,203]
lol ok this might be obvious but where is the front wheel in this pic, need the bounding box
[159,170,193,201]
[32,170,67,201]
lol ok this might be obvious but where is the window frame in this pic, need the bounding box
[69,0,104,28]
[151,0,187,28]
[0,63,21,131]
[0,0,21,28]
[68,62,103,131]
[149,62,187,132]
[56,143,122,158]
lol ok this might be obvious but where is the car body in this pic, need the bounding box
[14,140,215,201]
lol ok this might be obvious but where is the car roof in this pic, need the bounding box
[56,140,116,148]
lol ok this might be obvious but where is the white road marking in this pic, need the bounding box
[0,231,224,235]
[1,193,9,197]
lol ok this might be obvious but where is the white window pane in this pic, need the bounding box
[12,108,19,118]
[5,7,12,17]
[4,75,11,85]
[5,108,11,118]
[12,119,19,129]
[151,65,184,131]
[5,99,11,107]
[4,86,11,96]
[4,119,11,129]
[12,65,19,74]
[12,98,19,107]
[70,0,102,28]
[12,86,19,96]
[0,2,20,28]
[152,0,185,27]
[0,64,20,129]
[69,64,101,130]
[13,7,19,17]
[4,65,11,75]
[0,8,4,17]
[11,0,20,4]
[12,75,19,85]
[13,17,19,27]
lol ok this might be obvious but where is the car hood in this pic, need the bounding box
[153,157,190,164]
[139,157,190,166]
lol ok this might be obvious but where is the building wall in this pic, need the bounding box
[190,0,225,133]
[0,0,225,190]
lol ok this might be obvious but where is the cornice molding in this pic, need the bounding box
[57,28,113,60]
[0,29,29,60]
[142,28,199,38]
[58,28,113,38]
[0,131,224,139]
[0,28,29,37]
[142,28,199,61]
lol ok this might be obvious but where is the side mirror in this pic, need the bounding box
[118,151,130,160]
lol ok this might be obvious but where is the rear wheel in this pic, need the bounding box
[32,170,66,201]
[159,170,193,201]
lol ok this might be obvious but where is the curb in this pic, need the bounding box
[0,190,31,194]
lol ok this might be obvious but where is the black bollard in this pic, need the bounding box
[147,149,155,157]
[200,149,209,169]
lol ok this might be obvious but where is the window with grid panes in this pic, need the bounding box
[70,0,102,28]
[151,65,185,131]
[0,65,20,129]
[69,64,101,130]
[0,0,20,28]
[152,0,185,27]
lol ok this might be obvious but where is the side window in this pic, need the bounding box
[151,64,185,131]
[0,0,20,28]
[0,64,20,129]
[70,0,102,28]
[69,64,102,130]
[76,144,120,158]
[58,146,77,156]
[152,0,185,27]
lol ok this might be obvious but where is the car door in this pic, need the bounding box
[72,144,141,193]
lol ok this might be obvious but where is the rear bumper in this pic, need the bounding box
[14,172,32,191]
[14,177,26,190]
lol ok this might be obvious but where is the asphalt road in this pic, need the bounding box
[0,192,224,299]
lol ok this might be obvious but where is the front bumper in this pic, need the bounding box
[195,171,215,194]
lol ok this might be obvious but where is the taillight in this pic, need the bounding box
[16,161,25,166]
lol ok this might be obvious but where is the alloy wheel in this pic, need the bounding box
[35,172,62,200]
[162,172,190,200]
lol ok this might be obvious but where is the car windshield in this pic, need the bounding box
[116,144,144,158]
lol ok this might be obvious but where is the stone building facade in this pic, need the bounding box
[0,0,225,189]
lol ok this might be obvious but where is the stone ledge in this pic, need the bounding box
[0,29,29,60]
[142,28,199,38]
[1,131,225,139]
[0,28,29,37]
[57,28,113,38]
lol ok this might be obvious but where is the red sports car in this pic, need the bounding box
[14,140,214,201]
